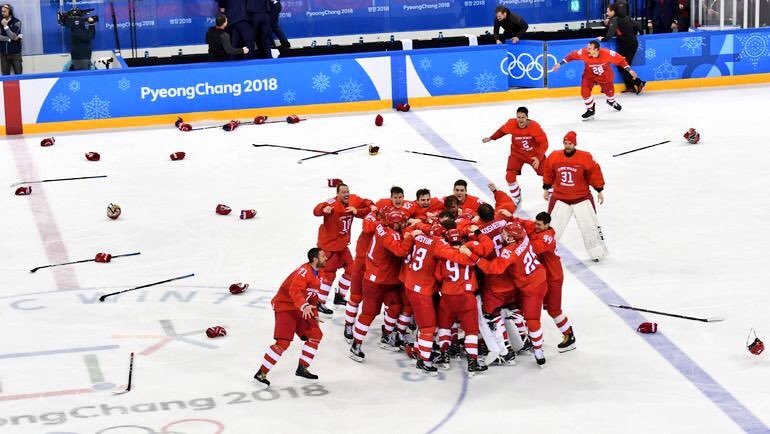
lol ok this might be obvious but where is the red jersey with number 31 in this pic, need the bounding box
[565,47,629,83]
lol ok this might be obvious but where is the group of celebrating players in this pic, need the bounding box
[252,105,609,385]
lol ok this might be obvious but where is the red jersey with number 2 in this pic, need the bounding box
[565,48,629,83]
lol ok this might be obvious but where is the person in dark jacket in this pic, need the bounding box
[268,0,290,49]
[62,14,96,71]
[207,14,249,60]
[599,4,646,93]
[218,0,254,57]
[0,4,22,75]
[648,0,679,33]
[493,6,528,44]
[247,0,273,58]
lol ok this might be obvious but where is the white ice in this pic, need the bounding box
[1,84,769,434]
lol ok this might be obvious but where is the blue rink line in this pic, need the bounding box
[402,112,770,434]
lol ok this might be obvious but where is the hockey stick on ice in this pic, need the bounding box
[612,140,671,157]
[113,352,134,395]
[608,304,724,322]
[252,144,338,154]
[98,273,195,302]
[297,144,368,164]
[405,150,477,163]
[30,252,141,273]
[10,175,107,188]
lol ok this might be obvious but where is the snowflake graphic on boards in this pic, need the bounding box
[419,58,432,70]
[565,69,577,80]
[69,80,81,92]
[452,59,469,77]
[50,93,71,114]
[283,90,297,103]
[473,70,497,92]
[312,72,331,92]
[432,76,445,88]
[82,95,111,120]
[117,78,131,91]
[645,48,656,60]
[737,32,770,69]
[654,62,679,80]
[339,79,363,102]
[331,63,343,74]
[680,36,706,54]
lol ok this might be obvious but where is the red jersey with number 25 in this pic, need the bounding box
[477,235,546,291]
[565,48,629,83]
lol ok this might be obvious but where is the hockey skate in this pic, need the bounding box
[581,103,595,120]
[349,343,365,362]
[467,357,488,377]
[379,330,401,352]
[434,351,450,370]
[557,329,577,353]
[635,80,646,94]
[607,99,622,111]
[490,347,517,366]
[295,364,319,381]
[333,292,346,306]
[447,340,465,358]
[416,359,438,376]
[316,302,333,316]
[534,349,546,368]
[253,370,270,387]
[517,337,533,354]
[344,324,354,344]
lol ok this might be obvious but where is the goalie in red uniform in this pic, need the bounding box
[552,40,638,120]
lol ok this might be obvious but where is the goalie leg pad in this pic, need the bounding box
[550,200,573,241]
[572,199,609,261]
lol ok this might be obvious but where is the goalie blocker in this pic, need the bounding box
[542,131,608,261]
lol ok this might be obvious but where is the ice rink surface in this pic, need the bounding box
[1,84,769,434]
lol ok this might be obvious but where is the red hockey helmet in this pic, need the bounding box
[747,329,765,355]
[503,221,526,242]
[684,128,700,144]
[444,228,463,245]
[385,209,408,227]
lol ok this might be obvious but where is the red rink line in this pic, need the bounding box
[0,386,96,402]
[8,137,80,290]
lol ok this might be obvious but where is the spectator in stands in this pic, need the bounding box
[493,6,528,44]
[63,13,96,71]
[0,3,22,75]
[207,14,249,60]
[269,0,290,49]
[247,0,273,58]
[599,4,646,94]
[218,0,254,57]
[648,0,679,32]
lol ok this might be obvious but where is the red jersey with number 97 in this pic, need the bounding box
[564,47,629,83]
[403,234,477,295]
[477,235,546,291]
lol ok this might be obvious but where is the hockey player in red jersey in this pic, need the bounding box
[403,223,480,375]
[530,211,575,352]
[542,131,608,261]
[482,107,549,206]
[343,210,380,342]
[254,248,327,386]
[435,226,490,375]
[447,179,483,213]
[313,183,374,314]
[552,40,639,119]
[349,209,414,362]
[475,221,548,366]
[412,188,444,222]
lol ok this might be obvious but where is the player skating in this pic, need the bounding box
[542,131,608,261]
[254,248,328,386]
[552,40,638,119]
[482,107,549,206]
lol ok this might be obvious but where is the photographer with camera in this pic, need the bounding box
[0,3,23,75]
[60,9,97,71]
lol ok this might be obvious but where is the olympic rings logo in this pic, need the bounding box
[500,52,558,81]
